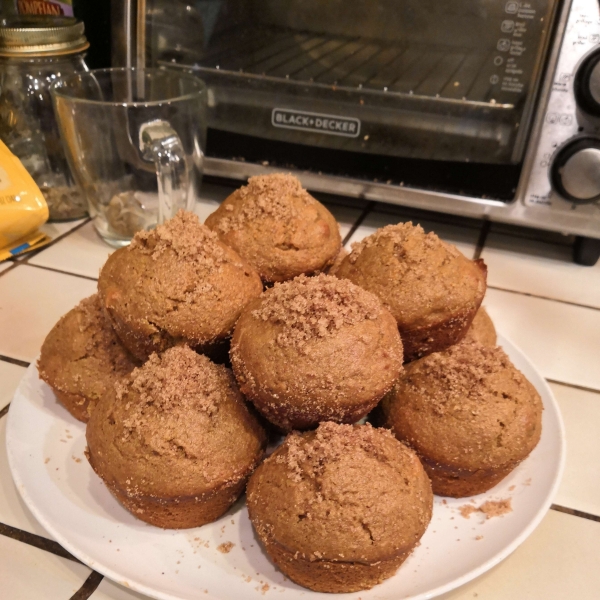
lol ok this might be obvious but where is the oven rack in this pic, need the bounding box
[196,27,512,109]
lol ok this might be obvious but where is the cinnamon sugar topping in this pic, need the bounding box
[75,294,125,358]
[277,422,397,482]
[347,222,444,265]
[251,274,381,348]
[216,174,314,233]
[128,210,227,271]
[408,341,516,415]
[76,294,106,333]
[117,346,223,444]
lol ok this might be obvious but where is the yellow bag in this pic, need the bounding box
[0,139,49,257]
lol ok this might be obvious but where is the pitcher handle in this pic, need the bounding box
[139,119,189,224]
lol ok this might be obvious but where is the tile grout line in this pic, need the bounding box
[0,218,91,281]
[473,219,491,261]
[546,378,600,395]
[0,261,20,279]
[487,283,600,312]
[342,201,376,246]
[0,521,82,563]
[69,570,104,600]
[0,356,29,419]
[551,504,600,523]
[20,218,92,265]
[24,263,99,282]
[0,355,30,368]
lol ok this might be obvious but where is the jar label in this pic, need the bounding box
[14,0,73,17]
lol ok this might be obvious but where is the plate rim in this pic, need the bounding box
[5,335,566,600]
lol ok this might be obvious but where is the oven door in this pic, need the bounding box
[113,0,562,201]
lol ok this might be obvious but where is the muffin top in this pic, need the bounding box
[38,294,136,405]
[335,222,486,328]
[205,174,341,282]
[463,306,497,347]
[230,274,403,429]
[381,341,543,472]
[250,273,383,350]
[247,422,432,563]
[86,346,266,498]
[97,210,263,359]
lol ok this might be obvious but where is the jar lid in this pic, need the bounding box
[0,18,89,57]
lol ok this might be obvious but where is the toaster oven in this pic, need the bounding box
[112,0,600,264]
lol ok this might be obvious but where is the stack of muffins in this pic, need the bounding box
[38,173,542,594]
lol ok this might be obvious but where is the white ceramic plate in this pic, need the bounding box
[6,335,565,600]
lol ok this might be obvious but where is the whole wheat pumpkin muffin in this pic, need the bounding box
[246,422,433,593]
[230,274,403,431]
[379,341,542,497]
[38,294,137,423]
[97,210,263,361]
[463,306,497,347]
[205,174,341,283]
[86,345,266,529]
[334,222,487,362]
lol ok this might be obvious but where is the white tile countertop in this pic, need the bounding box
[1,184,599,600]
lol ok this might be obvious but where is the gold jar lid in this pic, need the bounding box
[0,18,89,57]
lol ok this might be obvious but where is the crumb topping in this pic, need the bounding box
[75,294,124,357]
[478,498,512,518]
[459,504,478,519]
[117,346,223,446]
[128,210,227,271]
[76,294,106,332]
[459,498,513,519]
[217,542,234,554]
[251,274,381,348]
[215,174,314,234]
[276,422,397,483]
[406,341,516,415]
[347,222,450,265]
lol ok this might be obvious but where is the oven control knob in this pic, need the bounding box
[575,50,600,116]
[551,137,600,204]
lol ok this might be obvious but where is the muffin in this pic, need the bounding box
[97,210,263,361]
[325,247,349,276]
[230,274,403,431]
[334,222,487,362]
[463,306,497,347]
[379,341,543,497]
[246,422,433,593]
[38,294,137,422]
[86,345,266,529]
[205,174,341,283]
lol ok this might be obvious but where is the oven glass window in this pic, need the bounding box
[143,0,561,197]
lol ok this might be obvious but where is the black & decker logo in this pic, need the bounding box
[272,109,360,138]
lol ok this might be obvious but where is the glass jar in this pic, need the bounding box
[0,18,89,221]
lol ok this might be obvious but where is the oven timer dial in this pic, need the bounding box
[550,137,600,204]
[575,49,600,117]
